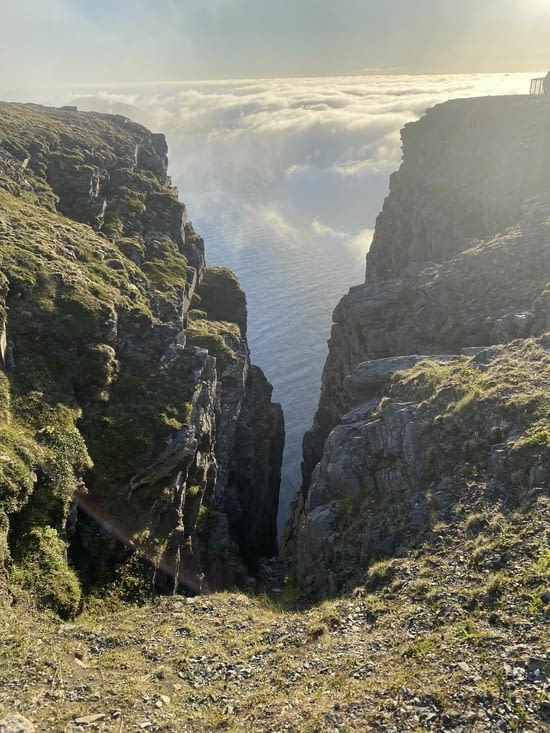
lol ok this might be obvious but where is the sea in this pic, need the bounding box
[3,72,538,528]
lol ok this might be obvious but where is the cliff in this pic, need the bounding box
[0,102,283,614]
[283,94,550,595]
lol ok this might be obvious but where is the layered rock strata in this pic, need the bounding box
[0,103,282,611]
[283,95,550,594]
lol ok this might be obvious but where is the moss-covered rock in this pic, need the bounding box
[0,102,282,608]
[11,525,81,618]
[194,267,247,334]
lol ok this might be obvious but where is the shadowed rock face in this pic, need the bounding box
[366,95,550,282]
[283,95,550,594]
[0,103,283,610]
[226,365,284,571]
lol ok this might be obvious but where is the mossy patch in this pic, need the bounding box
[194,267,247,334]
[10,526,81,618]
[186,319,241,372]
[386,341,550,478]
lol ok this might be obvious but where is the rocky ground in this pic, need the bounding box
[1,492,548,732]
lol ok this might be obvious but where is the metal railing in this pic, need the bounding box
[530,77,545,95]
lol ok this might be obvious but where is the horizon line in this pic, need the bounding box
[6,69,544,90]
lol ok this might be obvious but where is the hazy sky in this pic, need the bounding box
[2,0,549,87]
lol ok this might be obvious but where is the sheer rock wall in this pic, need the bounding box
[0,103,283,608]
[282,95,550,594]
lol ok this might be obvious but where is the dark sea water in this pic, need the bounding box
[184,192,365,528]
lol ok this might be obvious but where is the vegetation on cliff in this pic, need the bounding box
[0,102,281,616]
[302,337,550,595]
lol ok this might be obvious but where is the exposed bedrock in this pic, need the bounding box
[0,103,283,609]
[282,95,550,593]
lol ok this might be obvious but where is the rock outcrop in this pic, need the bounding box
[0,103,282,612]
[283,94,550,594]
[366,95,550,282]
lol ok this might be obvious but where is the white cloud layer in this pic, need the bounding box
[52,72,535,255]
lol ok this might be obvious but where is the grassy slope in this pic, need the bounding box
[1,339,548,730]
[0,489,548,732]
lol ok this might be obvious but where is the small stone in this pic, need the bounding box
[457,662,470,673]
[159,695,171,705]
[57,624,77,634]
[528,657,549,679]
[74,714,106,725]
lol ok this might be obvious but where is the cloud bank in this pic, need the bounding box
[66,72,536,254]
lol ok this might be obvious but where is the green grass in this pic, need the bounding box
[0,103,222,612]
[185,319,240,372]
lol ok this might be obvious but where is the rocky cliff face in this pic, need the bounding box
[283,94,550,595]
[0,103,283,613]
[366,95,550,282]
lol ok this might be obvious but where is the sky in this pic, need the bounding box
[1,0,549,90]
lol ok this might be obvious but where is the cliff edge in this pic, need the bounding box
[283,94,550,596]
[0,103,283,614]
